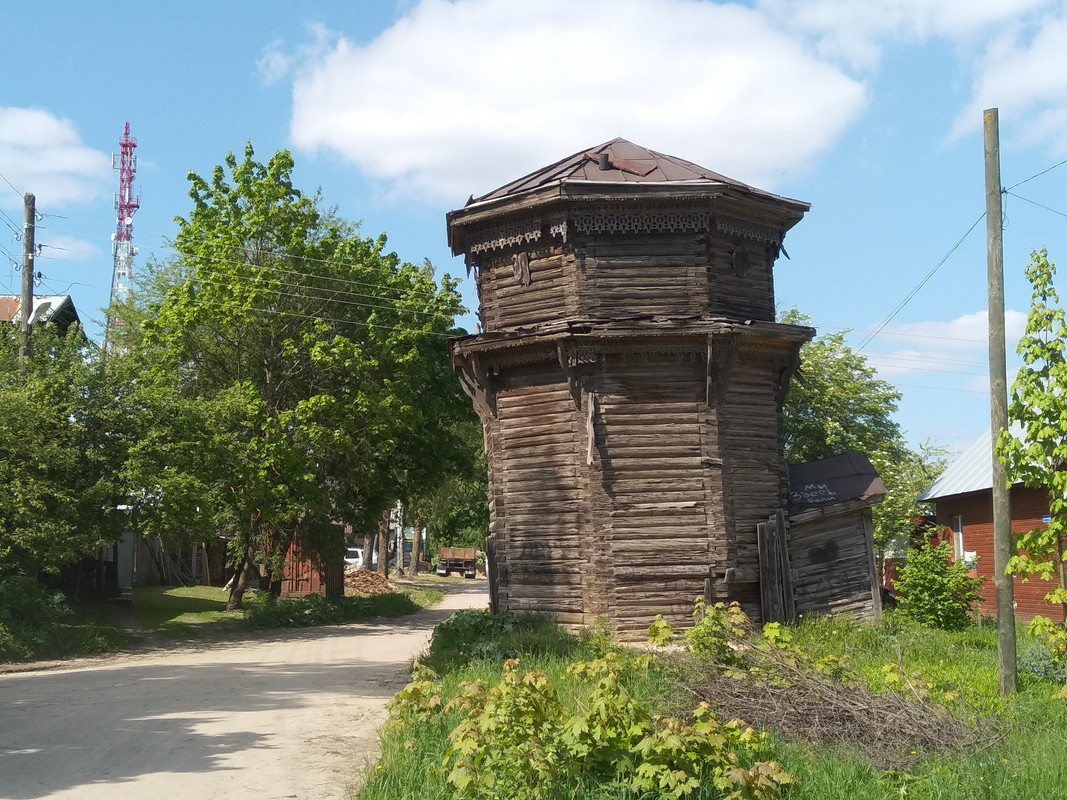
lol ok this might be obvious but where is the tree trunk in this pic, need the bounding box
[395,504,406,578]
[376,509,389,578]
[411,515,422,577]
[226,548,254,611]
[362,534,372,571]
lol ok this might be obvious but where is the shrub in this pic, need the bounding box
[423,609,578,673]
[895,539,983,631]
[0,574,72,661]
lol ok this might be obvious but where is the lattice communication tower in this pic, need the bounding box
[107,122,139,345]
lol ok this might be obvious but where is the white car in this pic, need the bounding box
[344,547,364,568]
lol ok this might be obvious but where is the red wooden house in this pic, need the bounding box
[917,430,1065,623]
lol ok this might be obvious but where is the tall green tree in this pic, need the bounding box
[781,309,942,553]
[997,248,1067,685]
[0,324,130,578]
[125,145,464,608]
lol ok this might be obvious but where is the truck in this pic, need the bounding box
[435,546,478,579]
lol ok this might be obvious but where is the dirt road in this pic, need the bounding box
[0,581,487,800]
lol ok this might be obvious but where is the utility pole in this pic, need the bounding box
[20,193,35,368]
[984,107,1017,695]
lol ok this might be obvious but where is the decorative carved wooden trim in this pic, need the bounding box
[714,213,781,245]
[468,218,543,254]
[572,205,711,236]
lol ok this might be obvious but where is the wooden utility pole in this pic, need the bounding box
[20,193,35,367]
[984,107,1017,695]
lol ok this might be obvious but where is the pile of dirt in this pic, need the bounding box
[344,568,397,595]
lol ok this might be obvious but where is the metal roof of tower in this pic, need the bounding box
[468,137,810,209]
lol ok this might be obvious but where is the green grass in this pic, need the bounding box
[3,582,443,663]
[358,610,1067,800]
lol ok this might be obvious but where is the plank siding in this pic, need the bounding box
[790,509,880,620]
[492,366,584,616]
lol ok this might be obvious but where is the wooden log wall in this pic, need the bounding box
[718,347,792,621]
[588,355,712,636]
[479,250,579,331]
[475,230,777,333]
[486,364,586,625]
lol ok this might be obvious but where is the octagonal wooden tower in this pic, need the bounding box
[449,139,814,637]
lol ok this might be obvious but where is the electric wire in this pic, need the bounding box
[855,212,986,352]
[1004,191,1067,221]
[164,267,458,321]
[0,169,22,200]
[1005,156,1067,191]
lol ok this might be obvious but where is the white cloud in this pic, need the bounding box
[758,0,1049,71]
[287,0,867,205]
[863,309,1027,379]
[256,41,292,86]
[949,11,1067,149]
[36,235,102,264]
[0,107,109,212]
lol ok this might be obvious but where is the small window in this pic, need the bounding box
[952,515,964,559]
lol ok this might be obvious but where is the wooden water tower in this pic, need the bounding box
[449,139,813,636]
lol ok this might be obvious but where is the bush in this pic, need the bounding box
[241,591,419,629]
[0,574,71,661]
[423,609,578,673]
[895,539,983,631]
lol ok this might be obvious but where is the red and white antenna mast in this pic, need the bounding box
[107,122,139,344]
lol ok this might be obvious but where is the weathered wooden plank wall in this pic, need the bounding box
[789,507,880,620]
[487,365,585,624]
[590,356,711,635]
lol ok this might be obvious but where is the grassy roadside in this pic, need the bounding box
[1,578,444,664]
[358,608,1067,800]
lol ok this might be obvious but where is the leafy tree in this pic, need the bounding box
[997,248,1067,685]
[125,145,464,608]
[780,309,943,553]
[0,323,131,579]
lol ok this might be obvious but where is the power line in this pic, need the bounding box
[161,238,457,298]
[161,268,459,321]
[1005,156,1067,192]
[855,212,986,352]
[0,169,22,200]
[175,296,459,339]
[1004,190,1067,221]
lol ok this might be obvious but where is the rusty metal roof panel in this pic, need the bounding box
[471,137,809,209]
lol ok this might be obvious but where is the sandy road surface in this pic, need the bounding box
[0,581,487,800]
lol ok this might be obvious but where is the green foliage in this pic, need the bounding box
[0,575,70,660]
[779,309,945,554]
[0,324,131,577]
[430,657,793,800]
[118,145,467,606]
[424,609,579,673]
[894,538,983,631]
[240,590,422,629]
[780,308,903,465]
[684,598,751,665]
[647,614,675,647]
[997,247,1067,686]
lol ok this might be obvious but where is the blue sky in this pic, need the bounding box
[3,0,1067,455]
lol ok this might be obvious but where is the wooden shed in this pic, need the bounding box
[449,139,815,637]
[787,452,886,620]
